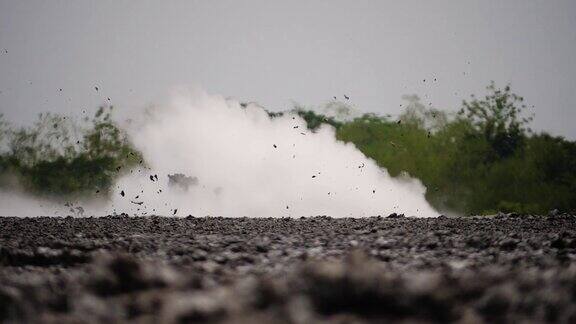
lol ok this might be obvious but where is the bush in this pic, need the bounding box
[0,106,142,198]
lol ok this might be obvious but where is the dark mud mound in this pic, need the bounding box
[1,214,576,323]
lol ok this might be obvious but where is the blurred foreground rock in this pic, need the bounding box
[1,215,576,323]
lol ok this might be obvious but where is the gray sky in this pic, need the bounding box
[1,0,575,139]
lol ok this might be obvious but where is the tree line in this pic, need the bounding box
[333,82,576,215]
[1,82,574,215]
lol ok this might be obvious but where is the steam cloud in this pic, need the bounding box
[1,87,438,217]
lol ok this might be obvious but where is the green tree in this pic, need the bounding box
[459,82,533,160]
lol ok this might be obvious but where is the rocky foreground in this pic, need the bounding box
[1,214,576,323]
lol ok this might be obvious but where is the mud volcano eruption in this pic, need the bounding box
[92,88,437,218]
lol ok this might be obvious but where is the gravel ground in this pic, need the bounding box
[1,213,576,323]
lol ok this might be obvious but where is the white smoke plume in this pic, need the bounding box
[107,87,437,217]
[0,87,438,217]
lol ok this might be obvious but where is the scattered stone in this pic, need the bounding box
[0,215,575,323]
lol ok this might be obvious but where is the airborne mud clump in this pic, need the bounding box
[1,214,576,323]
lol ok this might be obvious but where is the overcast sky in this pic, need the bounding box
[1,0,575,139]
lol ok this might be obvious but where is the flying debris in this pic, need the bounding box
[90,90,439,218]
[168,173,198,190]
